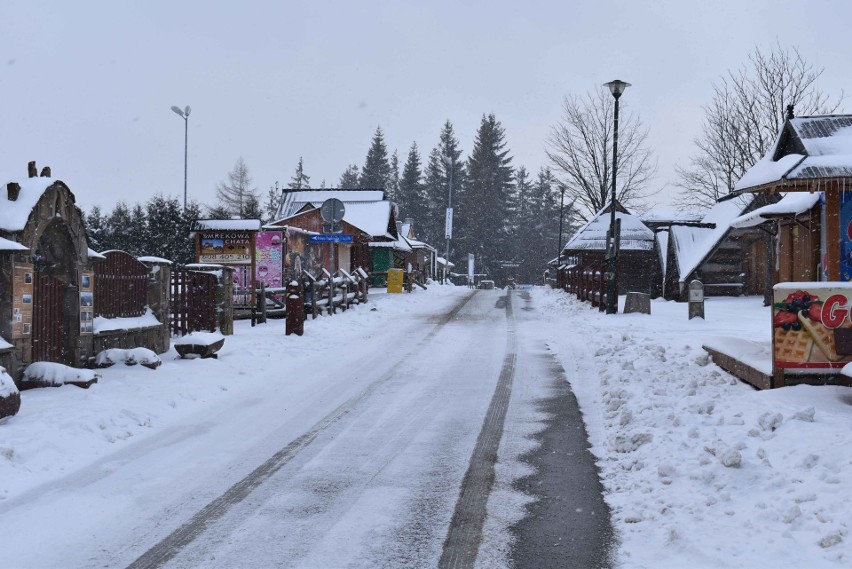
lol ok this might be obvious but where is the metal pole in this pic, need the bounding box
[183,115,188,210]
[558,186,565,262]
[606,93,621,314]
[444,157,453,283]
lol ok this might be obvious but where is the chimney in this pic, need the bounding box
[786,104,795,120]
[28,161,37,178]
[40,166,51,177]
[404,217,414,227]
[7,182,21,201]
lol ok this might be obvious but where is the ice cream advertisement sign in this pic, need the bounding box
[773,283,852,371]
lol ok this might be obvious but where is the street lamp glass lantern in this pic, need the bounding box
[604,79,631,99]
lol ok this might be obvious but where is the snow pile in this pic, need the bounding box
[172,331,225,346]
[534,288,852,568]
[93,307,161,334]
[22,362,99,387]
[0,367,18,398]
[95,348,161,368]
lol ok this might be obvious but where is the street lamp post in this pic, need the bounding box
[171,105,191,210]
[558,185,566,263]
[442,154,454,284]
[603,80,629,315]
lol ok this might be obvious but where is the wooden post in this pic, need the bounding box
[825,180,841,281]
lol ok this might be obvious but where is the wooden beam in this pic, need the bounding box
[825,180,841,280]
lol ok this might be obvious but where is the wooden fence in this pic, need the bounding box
[94,250,148,318]
[170,269,218,335]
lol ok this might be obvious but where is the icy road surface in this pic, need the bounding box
[0,287,611,568]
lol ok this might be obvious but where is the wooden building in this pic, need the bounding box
[560,202,659,295]
[733,114,852,284]
[662,193,778,301]
[0,163,171,381]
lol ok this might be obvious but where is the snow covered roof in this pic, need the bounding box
[562,205,654,252]
[88,248,107,260]
[194,219,262,231]
[277,189,385,220]
[730,192,821,228]
[342,201,396,239]
[369,239,411,252]
[735,115,852,191]
[436,257,455,268]
[640,208,702,224]
[137,256,173,265]
[0,176,54,232]
[670,193,755,281]
[0,236,28,251]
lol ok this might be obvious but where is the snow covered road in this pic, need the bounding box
[4,286,609,568]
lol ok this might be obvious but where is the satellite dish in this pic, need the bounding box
[320,198,345,223]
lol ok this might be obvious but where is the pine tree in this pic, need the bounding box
[215,157,258,216]
[129,203,149,255]
[103,202,134,254]
[398,143,424,225]
[288,157,311,189]
[421,147,445,246]
[423,121,465,249]
[456,114,514,275]
[359,126,390,190]
[339,164,360,188]
[386,149,401,203]
[510,166,532,267]
[85,205,106,251]
[264,182,280,223]
[242,193,263,220]
[206,204,231,219]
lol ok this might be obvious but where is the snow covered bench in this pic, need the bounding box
[21,362,99,389]
[173,331,225,359]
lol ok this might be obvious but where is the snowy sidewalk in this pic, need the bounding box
[534,288,852,568]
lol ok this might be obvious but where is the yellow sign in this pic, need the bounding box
[387,268,404,294]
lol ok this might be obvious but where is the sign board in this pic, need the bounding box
[468,253,474,282]
[773,283,852,372]
[445,207,453,239]
[320,198,346,223]
[11,263,34,339]
[309,234,353,243]
[199,231,252,264]
[255,230,283,288]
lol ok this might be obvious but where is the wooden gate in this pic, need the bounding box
[94,251,149,318]
[33,274,66,363]
[170,270,218,336]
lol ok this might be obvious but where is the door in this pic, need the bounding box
[32,274,66,363]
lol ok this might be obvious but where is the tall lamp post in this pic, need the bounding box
[442,154,454,284]
[557,185,566,263]
[171,105,191,210]
[603,80,629,315]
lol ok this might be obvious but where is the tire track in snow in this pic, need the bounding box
[438,289,516,568]
[126,290,478,569]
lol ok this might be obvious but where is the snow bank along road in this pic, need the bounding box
[0,287,612,568]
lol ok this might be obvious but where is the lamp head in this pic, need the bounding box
[604,79,631,99]
[171,105,185,118]
[184,105,191,117]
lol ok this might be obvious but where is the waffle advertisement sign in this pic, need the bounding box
[773,284,852,371]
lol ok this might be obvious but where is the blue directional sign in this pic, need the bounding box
[309,234,353,243]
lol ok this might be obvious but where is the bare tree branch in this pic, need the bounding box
[676,43,845,211]
[546,89,657,221]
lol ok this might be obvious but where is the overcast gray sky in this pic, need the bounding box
[1,0,848,215]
